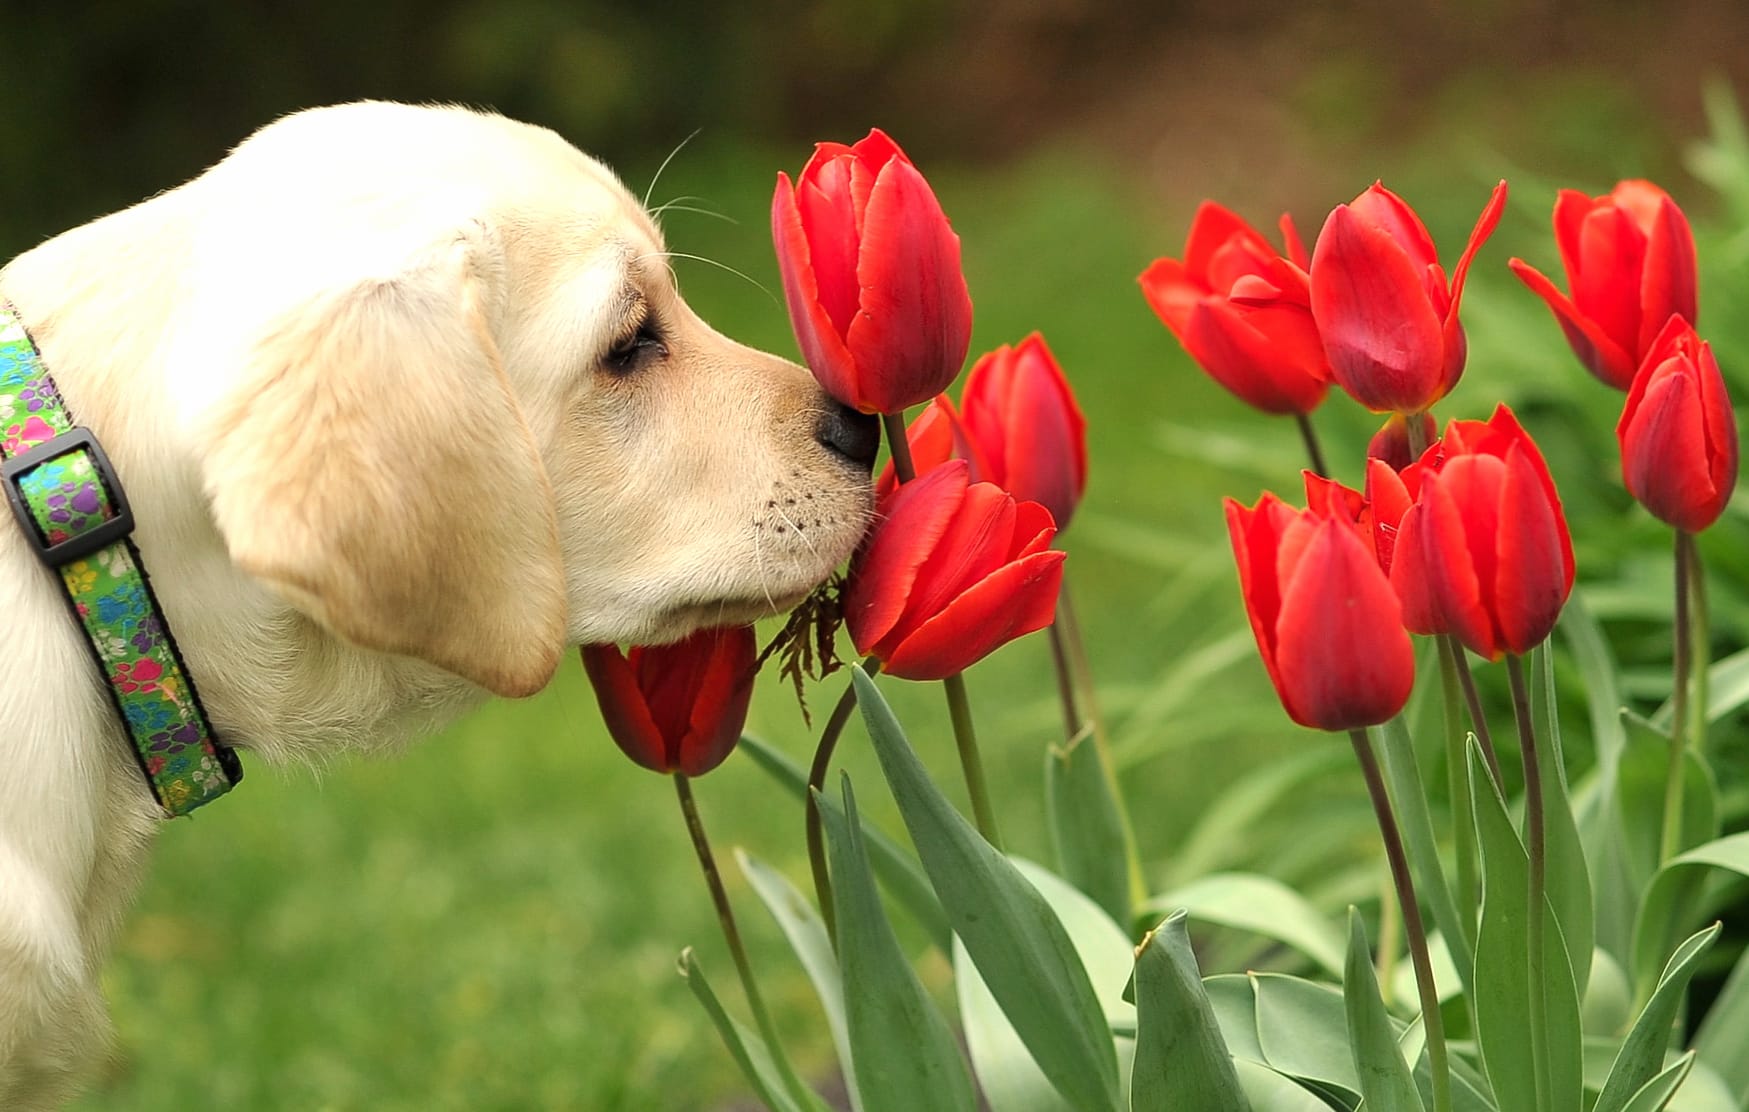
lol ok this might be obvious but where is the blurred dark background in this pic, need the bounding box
[5,0,1749,252]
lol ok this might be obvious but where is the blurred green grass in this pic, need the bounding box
[77,105,1749,1109]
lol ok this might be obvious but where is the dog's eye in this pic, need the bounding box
[603,319,667,375]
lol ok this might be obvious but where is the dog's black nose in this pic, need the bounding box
[815,402,881,469]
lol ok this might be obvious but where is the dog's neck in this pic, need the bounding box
[0,197,491,779]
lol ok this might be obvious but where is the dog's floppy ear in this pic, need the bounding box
[200,230,567,697]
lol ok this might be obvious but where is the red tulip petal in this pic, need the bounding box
[678,628,756,777]
[1012,499,1059,558]
[903,481,1017,624]
[797,163,869,337]
[1638,195,1700,354]
[1225,494,1291,687]
[1280,212,1310,271]
[1422,457,1505,659]
[1507,257,1638,388]
[845,158,973,413]
[960,345,1014,484]
[1621,366,1715,530]
[1387,501,1445,634]
[1493,446,1573,655]
[850,128,909,170]
[1273,516,1415,730]
[964,333,1087,527]
[1551,189,1599,288]
[1572,204,1645,359]
[1138,257,1200,337]
[773,173,860,406]
[1349,183,1440,271]
[846,461,969,656]
[1185,298,1330,415]
[1311,203,1446,413]
[881,550,1066,680]
[581,644,672,773]
[1184,201,1271,280]
[1445,180,1508,326]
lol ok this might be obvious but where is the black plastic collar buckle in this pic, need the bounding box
[3,427,135,567]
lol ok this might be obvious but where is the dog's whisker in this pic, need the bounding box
[771,504,824,563]
[750,522,782,615]
[642,129,703,210]
[637,251,778,306]
[649,199,736,225]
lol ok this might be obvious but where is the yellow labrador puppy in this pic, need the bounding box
[0,101,876,1107]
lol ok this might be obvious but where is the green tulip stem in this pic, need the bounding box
[1348,727,1452,1112]
[805,654,883,942]
[675,773,812,1108]
[1688,533,1710,759]
[1434,635,1479,945]
[1047,617,1082,741]
[882,409,918,483]
[944,672,1004,850]
[1446,635,1503,784]
[1505,654,1551,1112]
[1661,530,1697,863]
[1055,581,1147,906]
[1405,408,1432,457]
[1295,411,1329,478]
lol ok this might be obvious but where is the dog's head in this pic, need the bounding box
[186,103,876,697]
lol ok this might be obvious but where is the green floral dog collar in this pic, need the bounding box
[1,303,242,816]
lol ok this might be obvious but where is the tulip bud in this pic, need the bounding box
[772,130,973,414]
[846,461,1065,680]
[958,333,1089,529]
[1310,181,1507,414]
[1225,492,1415,730]
[1510,179,1698,389]
[580,627,757,777]
[1140,202,1330,415]
[1366,413,1438,472]
[1618,317,1739,532]
[1401,405,1575,659]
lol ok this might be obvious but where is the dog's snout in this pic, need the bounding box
[815,402,881,470]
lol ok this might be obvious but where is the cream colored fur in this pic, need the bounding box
[0,102,871,1107]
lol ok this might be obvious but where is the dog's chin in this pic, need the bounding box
[653,588,813,642]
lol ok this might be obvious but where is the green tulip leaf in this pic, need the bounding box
[1250,972,1360,1098]
[1618,1052,1697,1112]
[1582,947,1635,1037]
[677,948,828,1112]
[817,778,977,1112]
[1469,742,1585,1112]
[1342,909,1425,1112]
[1692,935,1749,1106]
[1204,974,1267,1063]
[1650,644,1749,729]
[1595,923,1720,1112]
[739,732,952,953]
[1130,910,1251,1112]
[737,849,862,1112]
[1532,644,1596,998]
[1140,872,1346,978]
[1375,714,1475,995]
[1631,832,1749,1001]
[1045,732,1136,927]
[1232,1059,1342,1112]
[956,860,1136,1112]
[852,667,1123,1112]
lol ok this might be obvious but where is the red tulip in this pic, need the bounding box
[1310,181,1508,414]
[1139,202,1330,415]
[846,460,1065,680]
[1396,405,1575,659]
[957,333,1089,528]
[580,626,757,777]
[1618,317,1739,532]
[773,129,973,414]
[1509,180,1698,390]
[1225,491,1415,730]
[1365,451,1443,634]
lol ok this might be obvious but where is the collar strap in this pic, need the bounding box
[0,304,241,816]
